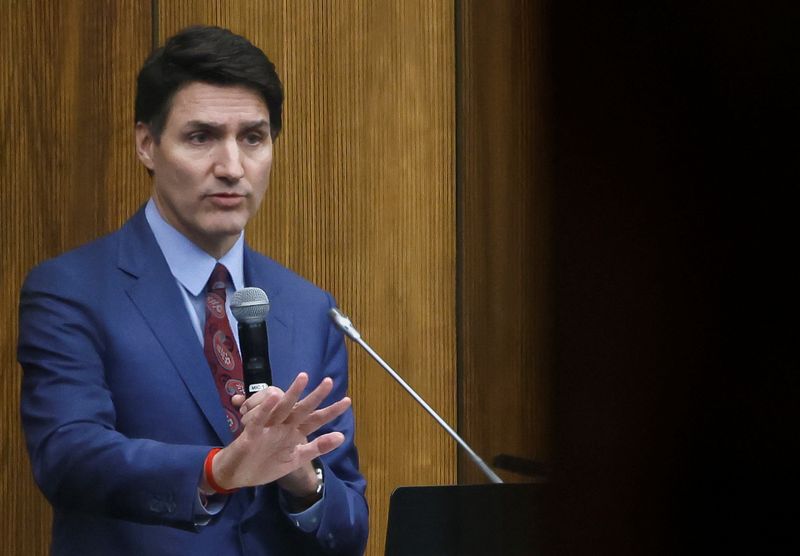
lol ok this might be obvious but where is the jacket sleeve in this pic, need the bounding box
[289,292,369,555]
[17,263,209,528]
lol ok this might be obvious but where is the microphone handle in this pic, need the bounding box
[347,326,503,484]
[238,320,272,397]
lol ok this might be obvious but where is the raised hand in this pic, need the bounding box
[204,372,351,494]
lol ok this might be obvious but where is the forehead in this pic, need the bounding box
[165,82,269,128]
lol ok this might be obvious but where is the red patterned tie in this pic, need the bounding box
[203,263,245,436]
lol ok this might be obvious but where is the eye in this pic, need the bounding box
[243,132,265,146]
[188,131,210,145]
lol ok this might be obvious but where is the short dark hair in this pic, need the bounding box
[135,26,283,140]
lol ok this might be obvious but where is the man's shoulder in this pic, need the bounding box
[22,210,146,293]
[24,230,121,289]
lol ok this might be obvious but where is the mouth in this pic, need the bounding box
[206,192,247,208]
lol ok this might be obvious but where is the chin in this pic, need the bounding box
[204,214,249,234]
[211,224,247,239]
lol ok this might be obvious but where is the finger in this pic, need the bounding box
[299,397,351,436]
[239,385,283,416]
[266,372,309,426]
[231,393,246,409]
[294,432,346,461]
[285,377,334,424]
[314,431,346,455]
[241,389,282,428]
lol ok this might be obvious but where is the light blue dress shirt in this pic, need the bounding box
[144,199,323,532]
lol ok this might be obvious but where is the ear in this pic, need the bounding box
[135,122,156,171]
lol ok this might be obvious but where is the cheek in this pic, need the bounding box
[158,146,207,184]
[250,157,273,196]
[171,155,206,183]
[249,179,269,212]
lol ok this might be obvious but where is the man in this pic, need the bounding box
[18,26,368,555]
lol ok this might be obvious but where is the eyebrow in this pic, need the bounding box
[183,119,270,132]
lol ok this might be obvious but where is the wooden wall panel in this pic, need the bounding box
[458,0,552,484]
[157,2,456,554]
[0,1,152,554]
[2,1,455,554]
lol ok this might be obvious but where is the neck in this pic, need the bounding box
[195,236,237,260]
[150,196,240,260]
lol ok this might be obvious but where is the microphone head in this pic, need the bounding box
[231,287,270,323]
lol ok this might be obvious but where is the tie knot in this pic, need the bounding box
[208,263,230,292]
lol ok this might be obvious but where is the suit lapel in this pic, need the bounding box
[117,209,232,445]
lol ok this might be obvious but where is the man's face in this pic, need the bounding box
[136,82,273,257]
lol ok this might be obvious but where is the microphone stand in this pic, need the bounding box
[329,308,503,484]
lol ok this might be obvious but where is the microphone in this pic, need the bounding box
[231,287,272,397]
[328,307,503,484]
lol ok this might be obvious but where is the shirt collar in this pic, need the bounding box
[145,198,245,296]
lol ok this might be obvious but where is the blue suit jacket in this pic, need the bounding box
[18,208,369,555]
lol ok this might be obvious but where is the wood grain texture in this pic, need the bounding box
[458,0,553,484]
[0,1,152,554]
[2,2,456,554]
[157,2,456,554]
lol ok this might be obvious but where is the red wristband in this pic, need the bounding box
[204,448,238,495]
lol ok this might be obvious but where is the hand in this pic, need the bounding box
[203,372,351,493]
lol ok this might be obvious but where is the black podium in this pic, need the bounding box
[385,483,543,555]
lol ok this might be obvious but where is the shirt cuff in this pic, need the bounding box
[281,486,325,533]
[192,489,226,526]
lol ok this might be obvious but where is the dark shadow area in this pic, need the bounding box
[545,2,798,554]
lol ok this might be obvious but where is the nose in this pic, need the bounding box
[213,138,245,182]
